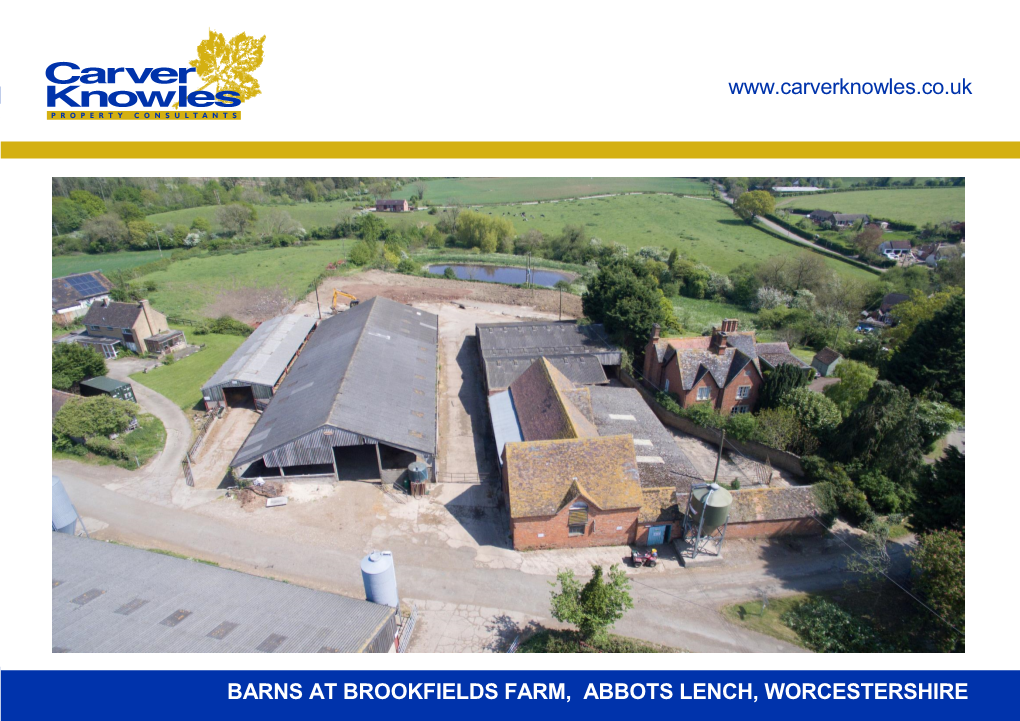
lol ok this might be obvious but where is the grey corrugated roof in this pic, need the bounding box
[79,376,130,393]
[203,314,316,392]
[488,390,523,465]
[588,386,701,492]
[52,533,395,653]
[485,353,608,391]
[232,297,437,466]
[477,321,620,391]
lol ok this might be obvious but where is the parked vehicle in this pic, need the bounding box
[631,548,658,567]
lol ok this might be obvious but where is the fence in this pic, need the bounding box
[506,635,521,653]
[434,471,499,484]
[186,411,220,464]
[396,605,418,653]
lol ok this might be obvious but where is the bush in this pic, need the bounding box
[206,315,253,337]
[348,241,376,266]
[443,267,457,280]
[725,412,758,441]
[84,435,129,460]
[655,390,682,415]
[802,456,875,525]
[783,598,888,653]
[680,402,726,429]
[779,387,841,436]
[396,258,420,275]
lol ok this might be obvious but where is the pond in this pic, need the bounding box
[427,264,575,288]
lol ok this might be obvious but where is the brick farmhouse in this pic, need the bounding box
[643,319,810,414]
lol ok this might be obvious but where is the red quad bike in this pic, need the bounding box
[631,548,658,567]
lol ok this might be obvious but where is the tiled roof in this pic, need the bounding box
[726,486,821,524]
[52,272,113,311]
[639,487,682,523]
[81,301,144,329]
[52,389,75,419]
[504,435,642,518]
[833,213,869,222]
[813,347,842,365]
[508,358,599,442]
[755,342,809,369]
[880,292,910,312]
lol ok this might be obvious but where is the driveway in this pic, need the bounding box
[53,356,194,507]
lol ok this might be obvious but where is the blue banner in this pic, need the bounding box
[0,671,1001,720]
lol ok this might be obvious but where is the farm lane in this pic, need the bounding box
[716,184,886,271]
[53,355,194,508]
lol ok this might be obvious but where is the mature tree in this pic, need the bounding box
[53,396,135,440]
[853,224,885,256]
[780,386,841,436]
[82,213,129,252]
[515,228,545,255]
[190,216,211,233]
[885,287,963,347]
[549,564,634,642]
[911,447,965,535]
[787,255,828,292]
[52,343,107,389]
[455,210,515,252]
[733,190,775,222]
[911,529,965,652]
[824,359,878,417]
[216,203,257,236]
[758,362,809,410]
[69,189,107,218]
[884,294,965,409]
[582,258,666,355]
[357,212,386,243]
[752,407,817,455]
[260,207,301,237]
[52,196,90,234]
[832,381,924,487]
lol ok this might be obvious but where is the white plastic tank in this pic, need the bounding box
[360,550,398,607]
[52,476,78,535]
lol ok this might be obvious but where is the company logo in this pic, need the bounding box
[46,30,265,121]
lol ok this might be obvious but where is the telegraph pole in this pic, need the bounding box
[713,429,726,483]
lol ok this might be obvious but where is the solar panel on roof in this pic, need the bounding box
[66,275,106,296]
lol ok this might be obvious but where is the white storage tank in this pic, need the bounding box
[361,550,398,608]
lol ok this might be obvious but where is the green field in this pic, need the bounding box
[395,177,711,205]
[130,331,246,410]
[777,187,964,225]
[672,297,761,333]
[53,249,166,278]
[480,194,875,281]
[136,239,349,320]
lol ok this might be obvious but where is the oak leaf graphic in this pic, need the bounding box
[173,30,265,108]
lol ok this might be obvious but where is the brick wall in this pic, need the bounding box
[726,518,821,539]
[714,363,761,413]
[634,520,682,546]
[511,503,639,550]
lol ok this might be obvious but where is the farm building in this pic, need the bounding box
[807,210,870,228]
[52,271,113,325]
[201,313,316,412]
[476,320,622,394]
[230,297,438,483]
[492,357,700,550]
[811,347,843,377]
[52,533,398,653]
[715,485,824,539]
[79,376,136,403]
[643,320,810,415]
[376,199,409,212]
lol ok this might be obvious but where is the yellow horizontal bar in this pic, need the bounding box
[45,111,241,121]
[0,140,1014,159]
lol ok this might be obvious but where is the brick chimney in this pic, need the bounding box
[651,323,661,343]
[709,326,728,355]
[721,318,739,333]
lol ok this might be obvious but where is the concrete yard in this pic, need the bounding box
[189,408,259,490]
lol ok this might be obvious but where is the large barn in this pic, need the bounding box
[230,297,438,483]
[200,313,316,411]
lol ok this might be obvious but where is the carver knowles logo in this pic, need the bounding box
[46,30,265,120]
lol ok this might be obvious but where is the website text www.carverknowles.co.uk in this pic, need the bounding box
[728,78,972,96]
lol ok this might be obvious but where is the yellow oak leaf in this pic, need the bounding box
[174,30,265,108]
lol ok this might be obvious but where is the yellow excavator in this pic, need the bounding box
[330,289,360,313]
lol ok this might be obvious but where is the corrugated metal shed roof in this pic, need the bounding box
[485,353,608,391]
[51,533,395,653]
[488,391,523,465]
[232,297,437,467]
[203,314,316,392]
[79,376,130,393]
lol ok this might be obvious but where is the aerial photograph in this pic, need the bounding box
[50,177,965,653]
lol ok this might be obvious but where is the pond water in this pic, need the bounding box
[427,264,574,288]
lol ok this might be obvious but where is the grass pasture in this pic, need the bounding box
[480,194,875,281]
[134,239,350,320]
[396,177,711,205]
[53,249,166,278]
[777,187,964,225]
[130,331,246,410]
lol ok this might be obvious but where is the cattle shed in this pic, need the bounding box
[201,313,316,411]
[230,297,438,483]
[52,533,397,653]
[476,320,622,394]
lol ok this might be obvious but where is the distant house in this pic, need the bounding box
[878,239,912,257]
[926,243,964,267]
[375,199,409,212]
[642,320,810,415]
[773,186,821,193]
[811,347,843,377]
[72,299,185,359]
[879,292,910,322]
[52,271,114,325]
[807,210,870,228]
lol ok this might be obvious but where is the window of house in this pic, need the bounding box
[731,405,749,414]
[696,387,711,401]
[568,502,588,536]
[736,385,751,399]
[664,378,670,393]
